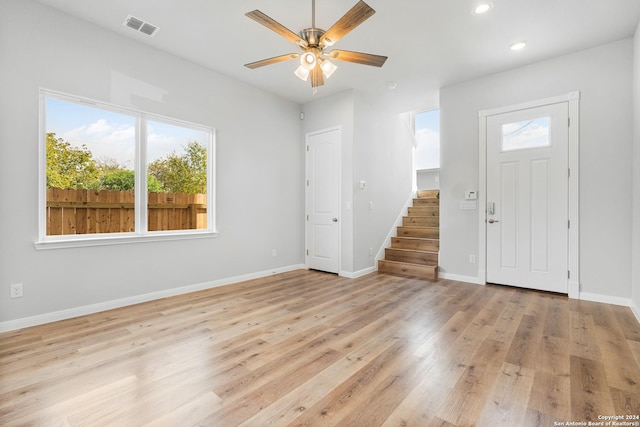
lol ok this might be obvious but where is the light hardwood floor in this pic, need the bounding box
[1,270,640,426]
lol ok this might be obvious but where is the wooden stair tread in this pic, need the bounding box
[384,247,438,266]
[391,236,440,251]
[412,198,439,206]
[392,236,439,243]
[378,260,438,280]
[417,189,439,199]
[403,217,439,227]
[397,226,439,239]
[391,236,440,244]
[386,247,437,255]
[379,259,438,268]
[380,189,439,280]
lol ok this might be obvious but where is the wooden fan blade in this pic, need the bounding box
[246,10,308,47]
[310,63,324,88]
[327,49,387,67]
[244,53,299,69]
[320,1,376,46]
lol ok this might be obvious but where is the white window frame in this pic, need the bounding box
[36,89,217,250]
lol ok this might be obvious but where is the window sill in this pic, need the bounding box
[34,230,219,250]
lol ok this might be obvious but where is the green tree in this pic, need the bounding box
[148,141,207,193]
[46,133,100,189]
[46,133,204,193]
[100,169,135,191]
[100,169,164,192]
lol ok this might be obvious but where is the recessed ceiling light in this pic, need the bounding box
[510,41,527,51]
[473,3,493,15]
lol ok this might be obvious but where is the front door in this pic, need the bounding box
[486,102,568,293]
[306,128,341,274]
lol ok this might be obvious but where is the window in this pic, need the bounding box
[38,90,215,248]
[414,109,440,170]
[501,116,551,152]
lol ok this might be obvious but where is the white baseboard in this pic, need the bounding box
[438,272,485,285]
[0,264,306,333]
[631,302,640,325]
[568,279,580,299]
[578,291,633,308]
[340,267,376,279]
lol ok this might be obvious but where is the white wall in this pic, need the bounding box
[0,0,304,326]
[633,23,640,315]
[302,85,439,275]
[352,90,415,272]
[301,91,355,273]
[417,170,440,190]
[440,39,634,299]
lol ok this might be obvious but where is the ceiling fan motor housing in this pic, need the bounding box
[300,28,325,47]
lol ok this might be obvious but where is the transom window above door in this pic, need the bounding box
[501,116,551,152]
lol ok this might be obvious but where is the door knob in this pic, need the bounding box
[488,219,499,223]
[332,218,338,222]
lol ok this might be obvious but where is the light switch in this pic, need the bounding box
[460,201,477,210]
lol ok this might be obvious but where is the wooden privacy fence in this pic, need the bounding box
[46,188,207,235]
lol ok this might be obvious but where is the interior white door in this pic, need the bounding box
[306,128,340,274]
[486,102,568,293]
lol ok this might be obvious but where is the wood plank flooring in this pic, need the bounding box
[1,270,640,426]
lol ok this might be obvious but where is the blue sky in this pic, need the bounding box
[46,97,208,167]
[501,117,550,151]
[415,108,440,170]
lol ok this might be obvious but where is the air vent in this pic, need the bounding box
[123,15,159,37]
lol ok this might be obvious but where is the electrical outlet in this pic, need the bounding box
[469,255,476,264]
[369,247,373,256]
[10,283,23,299]
[272,249,277,257]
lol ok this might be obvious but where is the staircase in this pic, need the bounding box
[377,189,439,280]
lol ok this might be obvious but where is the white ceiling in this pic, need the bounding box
[36,0,640,105]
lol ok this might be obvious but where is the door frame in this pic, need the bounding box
[305,126,342,274]
[478,92,580,298]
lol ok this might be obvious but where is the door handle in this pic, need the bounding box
[488,219,499,223]
[332,218,338,223]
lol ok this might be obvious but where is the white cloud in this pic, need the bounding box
[147,132,181,162]
[62,119,135,166]
[57,118,206,167]
[502,119,550,150]
[85,119,112,135]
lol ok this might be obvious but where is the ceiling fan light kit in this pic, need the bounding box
[294,65,311,81]
[320,58,338,79]
[244,0,387,93]
[301,51,317,68]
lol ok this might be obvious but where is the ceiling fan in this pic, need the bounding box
[244,0,387,91]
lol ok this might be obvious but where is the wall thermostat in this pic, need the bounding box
[465,191,477,200]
